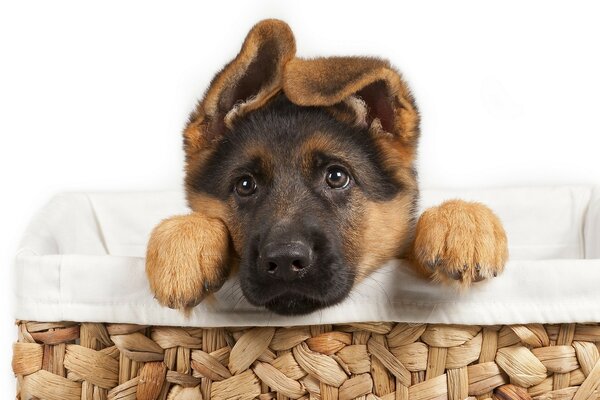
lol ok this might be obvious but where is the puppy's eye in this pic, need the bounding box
[235,175,257,196]
[325,166,351,189]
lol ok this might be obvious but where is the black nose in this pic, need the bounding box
[260,241,312,281]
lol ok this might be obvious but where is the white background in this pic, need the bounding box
[1,0,599,395]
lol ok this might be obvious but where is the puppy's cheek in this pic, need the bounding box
[223,217,249,259]
[229,237,245,260]
[352,194,416,280]
[237,245,264,304]
[238,266,267,306]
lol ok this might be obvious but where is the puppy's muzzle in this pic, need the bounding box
[259,241,313,282]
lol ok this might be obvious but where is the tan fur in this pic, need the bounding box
[146,212,232,310]
[187,193,230,221]
[411,200,509,288]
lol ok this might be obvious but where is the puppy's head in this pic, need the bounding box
[183,20,420,315]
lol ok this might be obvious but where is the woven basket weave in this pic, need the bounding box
[12,321,600,400]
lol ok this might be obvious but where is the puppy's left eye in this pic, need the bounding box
[325,166,351,189]
[235,175,257,196]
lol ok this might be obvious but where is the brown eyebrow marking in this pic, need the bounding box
[300,131,344,157]
[299,131,360,174]
[238,145,274,181]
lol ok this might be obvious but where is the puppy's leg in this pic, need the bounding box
[146,212,232,309]
[411,200,508,287]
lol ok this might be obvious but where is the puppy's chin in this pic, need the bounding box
[239,262,355,315]
[248,289,351,315]
[264,294,325,315]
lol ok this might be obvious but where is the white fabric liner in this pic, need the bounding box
[13,186,600,327]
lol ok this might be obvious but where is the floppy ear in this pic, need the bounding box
[184,19,296,152]
[283,57,419,145]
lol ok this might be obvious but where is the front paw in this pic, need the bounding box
[146,213,231,309]
[413,200,508,287]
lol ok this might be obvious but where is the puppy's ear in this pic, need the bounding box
[283,57,419,146]
[185,19,296,152]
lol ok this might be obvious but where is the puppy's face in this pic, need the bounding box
[182,20,420,314]
[186,96,417,314]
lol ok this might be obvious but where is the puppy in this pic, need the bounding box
[146,19,508,315]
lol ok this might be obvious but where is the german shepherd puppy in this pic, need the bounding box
[146,20,508,315]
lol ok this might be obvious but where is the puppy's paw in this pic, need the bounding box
[413,200,508,287]
[146,213,231,310]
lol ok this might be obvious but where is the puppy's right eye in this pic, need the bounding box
[325,166,351,189]
[235,175,257,196]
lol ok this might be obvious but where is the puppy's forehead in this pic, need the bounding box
[235,128,368,179]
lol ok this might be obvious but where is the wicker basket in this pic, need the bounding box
[12,320,600,400]
[12,189,600,399]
